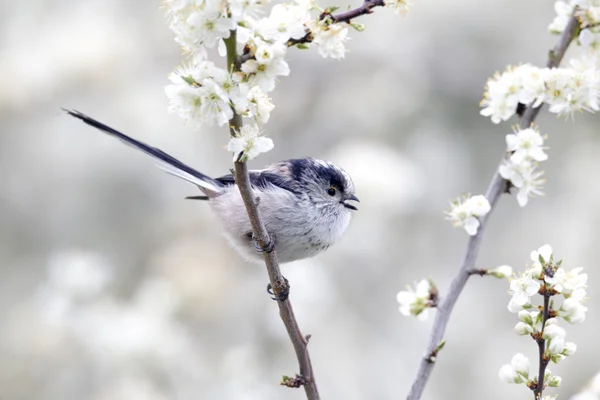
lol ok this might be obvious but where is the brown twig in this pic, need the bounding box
[533,293,551,399]
[467,269,487,276]
[224,30,320,400]
[406,13,580,400]
[236,0,386,67]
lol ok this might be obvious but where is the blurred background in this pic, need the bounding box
[1,0,599,399]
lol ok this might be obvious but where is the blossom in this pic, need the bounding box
[507,273,541,312]
[227,124,274,161]
[480,67,522,123]
[386,0,412,16]
[559,291,588,324]
[446,195,491,235]
[228,0,267,23]
[257,3,309,42]
[498,353,530,384]
[548,1,575,33]
[241,40,290,92]
[308,20,349,59]
[531,244,553,265]
[506,128,548,164]
[499,160,544,207]
[247,85,275,124]
[488,265,513,279]
[543,322,566,340]
[396,279,435,320]
[563,341,577,356]
[165,63,235,127]
[580,29,600,54]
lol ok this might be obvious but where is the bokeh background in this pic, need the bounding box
[1,0,599,399]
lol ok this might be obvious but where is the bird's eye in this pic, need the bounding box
[327,187,337,196]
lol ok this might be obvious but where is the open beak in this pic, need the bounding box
[341,194,360,211]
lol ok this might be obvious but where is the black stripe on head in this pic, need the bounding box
[289,158,352,194]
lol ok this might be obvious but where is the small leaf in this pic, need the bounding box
[181,75,197,86]
[295,43,310,50]
[350,22,365,32]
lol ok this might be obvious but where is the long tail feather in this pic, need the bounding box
[64,109,223,196]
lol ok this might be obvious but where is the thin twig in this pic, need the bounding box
[236,0,386,66]
[225,30,320,400]
[533,294,551,399]
[406,14,580,400]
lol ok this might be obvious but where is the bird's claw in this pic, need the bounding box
[253,233,276,253]
[266,277,290,301]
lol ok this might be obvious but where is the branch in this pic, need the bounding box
[406,14,580,400]
[533,294,551,399]
[236,0,386,66]
[225,30,320,400]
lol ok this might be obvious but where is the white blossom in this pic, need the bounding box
[247,85,275,124]
[506,128,548,164]
[563,341,577,356]
[499,160,544,207]
[386,0,413,16]
[227,124,274,161]
[548,1,575,33]
[228,0,268,24]
[257,3,309,42]
[480,67,522,123]
[498,353,530,384]
[165,63,236,127]
[543,323,566,340]
[531,244,553,265]
[308,20,349,59]
[446,195,491,236]
[507,273,541,312]
[560,291,588,324]
[241,40,290,92]
[396,279,434,320]
[498,364,522,384]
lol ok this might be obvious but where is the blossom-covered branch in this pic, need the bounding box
[237,0,389,65]
[499,245,587,399]
[224,29,321,399]
[406,12,581,400]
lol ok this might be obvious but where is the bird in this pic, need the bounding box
[64,110,359,265]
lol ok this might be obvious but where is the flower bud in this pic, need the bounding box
[510,353,530,378]
[547,375,562,387]
[543,324,566,340]
[489,265,513,279]
[514,322,533,336]
[562,342,577,356]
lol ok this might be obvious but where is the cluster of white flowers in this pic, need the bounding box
[550,0,600,33]
[479,5,600,206]
[445,194,491,235]
[499,245,588,397]
[480,61,600,124]
[498,126,547,207]
[499,353,562,388]
[396,279,436,320]
[164,0,415,160]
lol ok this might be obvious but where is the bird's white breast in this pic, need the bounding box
[208,185,351,264]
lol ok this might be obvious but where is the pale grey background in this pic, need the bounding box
[0,0,598,399]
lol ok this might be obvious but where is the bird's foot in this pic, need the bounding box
[253,233,276,253]
[266,277,290,301]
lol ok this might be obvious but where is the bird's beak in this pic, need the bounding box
[341,194,360,211]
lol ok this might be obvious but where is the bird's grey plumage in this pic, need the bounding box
[64,110,359,264]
